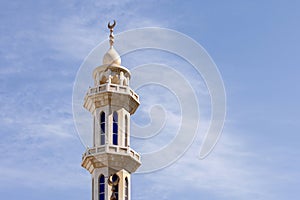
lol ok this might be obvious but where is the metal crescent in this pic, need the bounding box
[108,20,116,29]
[108,174,119,186]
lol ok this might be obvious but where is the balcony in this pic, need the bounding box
[82,145,141,163]
[85,83,139,102]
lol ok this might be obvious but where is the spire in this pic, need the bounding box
[108,20,116,47]
[103,20,121,65]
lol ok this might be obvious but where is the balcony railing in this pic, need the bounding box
[86,83,139,102]
[82,145,141,162]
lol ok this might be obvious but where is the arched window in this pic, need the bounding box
[100,112,105,145]
[99,175,105,200]
[125,115,128,147]
[125,177,128,200]
[113,112,118,145]
[92,178,94,200]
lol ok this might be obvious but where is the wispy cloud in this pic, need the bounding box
[0,0,166,192]
[2,1,298,200]
[132,129,274,199]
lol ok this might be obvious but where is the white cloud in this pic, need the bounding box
[3,1,292,200]
[0,0,167,192]
[133,130,273,199]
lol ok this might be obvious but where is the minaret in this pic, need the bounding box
[81,21,141,200]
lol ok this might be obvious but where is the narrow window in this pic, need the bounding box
[113,112,118,145]
[125,177,128,200]
[92,178,94,200]
[99,175,105,200]
[100,112,105,145]
[125,115,128,147]
[93,117,95,147]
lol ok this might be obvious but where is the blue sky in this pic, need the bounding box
[1,0,300,199]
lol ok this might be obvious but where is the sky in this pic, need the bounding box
[1,0,300,199]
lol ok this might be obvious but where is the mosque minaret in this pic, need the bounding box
[81,20,141,200]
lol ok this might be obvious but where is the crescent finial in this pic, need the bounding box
[108,20,116,29]
[107,20,116,47]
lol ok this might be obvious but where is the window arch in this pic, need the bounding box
[100,112,105,145]
[99,175,105,200]
[113,111,118,145]
[125,177,128,200]
[125,115,128,147]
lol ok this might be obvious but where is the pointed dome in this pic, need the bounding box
[103,46,121,65]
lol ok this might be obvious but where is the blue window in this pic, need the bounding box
[125,115,128,147]
[99,175,105,200]
[125,177,128,200]
[92,178,94,200]
[100,112,105,145]
[113,112,118,145]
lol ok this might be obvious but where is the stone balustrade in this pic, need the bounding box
[86,83,139,102]
[82,145,141,162]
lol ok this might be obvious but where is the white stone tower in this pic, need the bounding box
[81,21,141,200]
